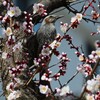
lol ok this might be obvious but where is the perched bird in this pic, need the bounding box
[36,15,63,79]
[26,15,63,87]
[27,15,63,67]
[36,15,64,55]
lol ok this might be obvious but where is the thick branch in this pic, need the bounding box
[17,0,76,24]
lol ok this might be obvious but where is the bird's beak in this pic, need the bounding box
[56,15,64,19]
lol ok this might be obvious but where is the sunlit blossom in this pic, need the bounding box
[60,22,68,33]
[60,86,71,96]
[33,3,47,16]
[2,52,7,59]
[7,7,16,17]
[77,64,92,77]
[7,7,21,17]
[5,27,13,36]
[71,13,82,23]
[49,40,61,49]
[41,73,52,82]
[95,48,100,57]
[76,13,83,21]
[39,84,49,94]
[79,54,85,61]
[6,82,14,92]
[71,16,77,23]
[87,79,100,93]
[95,74,100,82]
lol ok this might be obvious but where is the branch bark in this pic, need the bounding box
[16,0,76,24]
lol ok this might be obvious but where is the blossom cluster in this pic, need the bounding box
[33,3,47,16]
[85,75,100,100]
[55,86,72,97]
[23,12,33,35]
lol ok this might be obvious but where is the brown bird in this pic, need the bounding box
[36,15,63,55]
[26,15,63,87]
[36,15,63,82]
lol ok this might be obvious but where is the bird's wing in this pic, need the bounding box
[36,25,56,54]
[26,34,38,67]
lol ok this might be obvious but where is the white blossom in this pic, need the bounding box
[76,13,83,21]
[7,90,21,100]
[33,3,40,14]
[5,27,13,36]
[7,7,16,17]
[3,1,7,6]
[7,6,21,17]
[13,42,22,52]
[41,47,51,56]
[49,40,61,49]
[95,74,100,82]
[2,52,7,59]
[41,73,47,80]
[60,86,71,96]
[77,64,92,77]
[95,48,100,57]
[78,54,85,61]
[41,73,52,82]
[6,82,14,92]
[33,3,47,16]
[60,22,68,33]
[39,84,49,94]
[71,13,82,23]
[71,16,77,23]
[14,7,21,17]
[86,79,100,93]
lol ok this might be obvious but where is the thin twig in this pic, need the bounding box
[48,61,62,69]
[25,67,41,86]
[50,8,66,15]
[62,71,79,87]
[58,79,63,88]
[70,0,84,6]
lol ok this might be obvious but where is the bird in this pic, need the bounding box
[27,15,64,67]
[36,15,64,55]
[36,15,63,82]
[26,15,64,87]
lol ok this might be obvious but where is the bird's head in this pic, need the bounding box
[42,15,64,25]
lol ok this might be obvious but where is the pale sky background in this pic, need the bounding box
[0,0,100,99]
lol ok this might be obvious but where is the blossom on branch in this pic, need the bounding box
[7,6,21,17]
[86,79,100,93]
[60,22,68,33]
[5,27,13,36]
[2,52,8,59]
[33,3,47,16]
[60,86,72,96]
[77,64,92,77]
[7,90,21,100]
[39,84,50,94]
[41,46,51,56]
